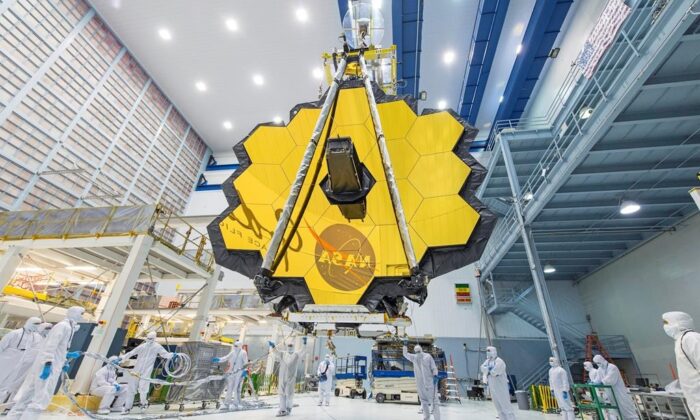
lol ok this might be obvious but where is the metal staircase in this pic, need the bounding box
[483,283,635,389]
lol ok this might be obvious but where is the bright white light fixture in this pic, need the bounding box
[437,100,447,110]
[225,18,239,32]
[16,267,44,273]
[252,74,264,86]
[516,44,523,55]
[543,264,556,274]
[258,319,268,324]
[499,95,504,103]
[312,67,324,80]
[296,8,309,22]
[222,121,233,130]
[620,200,641,215]
[579,106,594,120]
[443,50,456,65]
[523,191,534,201]
[65,265,96,271]
[512,23,525,36]
[157,28,172,41]
[195,81,207,92]
[273,115,283,124]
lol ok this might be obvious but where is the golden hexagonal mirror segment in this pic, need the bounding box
[208,79,496,320]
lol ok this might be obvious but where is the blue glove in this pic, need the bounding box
[562,391,569,400]
[302,337,307,345]
[433,375,439,385]
[212,357,221,363]
[39,362,52,380]
[63,362,71,372]
[242,370,248,378]
[488,366,493,372]
[114,384,121,392]
[268,341,276,348]
[111,357,122,365]
[66,351,81,359]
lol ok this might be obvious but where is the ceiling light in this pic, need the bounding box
[443,50,456,65]
[523,191,534,201]
[195,81,207,92]
[516,44,523,55]
[225,18,239,32]
[16,267,44,273]
[437,100,447,110]
[543,264,556,274]
[222,121,233,130]
[65,265,96,271]
[252,74,264,86]
[296,8,309,23]
[512,23,525,36]
[273,116,283,124]
[620,200,641,215]
[312,67,324,80]
[579,106,594,120]
[157,28,172,41]
[499,95,504,103]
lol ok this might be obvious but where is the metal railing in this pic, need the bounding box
[0,204,215,273]
[479,0,682,274]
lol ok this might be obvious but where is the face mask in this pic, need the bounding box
[486,348,497,359]
[549,359,556,367]
[664,324,682,340]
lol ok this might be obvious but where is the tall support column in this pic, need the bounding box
[238,324,248,343]
[499,136,571,378]
[72,235,154,393]
[0,246,26,291]
[188,266,221,341]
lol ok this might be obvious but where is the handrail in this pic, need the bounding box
[479,0,686,275]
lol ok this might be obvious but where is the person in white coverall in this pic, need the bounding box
[212,340,248,410]
[593,354,638,420]
[403,343,440,420]
[662,311,699,419]
[548,357,575,420]
[37,323,52,338]
[317,354,335,406]
[120,331,174,411]
[7,306,85,420]
[90,356,127,414]
[481,346,516,420]
[0,317,43,403]
[269,338,306,417]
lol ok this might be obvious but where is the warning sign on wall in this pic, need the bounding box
[455,283,472,304]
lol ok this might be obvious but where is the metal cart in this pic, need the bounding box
[163,341,230,412]
[632,391,694,420]
[573,383,623,419]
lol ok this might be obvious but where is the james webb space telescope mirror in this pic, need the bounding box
[207,2,496,328]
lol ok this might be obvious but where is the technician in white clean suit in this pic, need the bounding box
[548,357,575,420]
[481,346,516,420]
[7,306,85,420]
[120,331,174,411]
[0,317,43,403]
[90,356,127,414]
[403,343,440,420]
[269,338,306,417]
[212,340,248,410]
[317,354,335,406]
[584,361,598,383]
[593,354,638,420]
[662,311,699,419]
[37,323,52,338]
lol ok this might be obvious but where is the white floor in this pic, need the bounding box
[38,393,564,420]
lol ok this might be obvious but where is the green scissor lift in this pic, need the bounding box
[572,384,623,419]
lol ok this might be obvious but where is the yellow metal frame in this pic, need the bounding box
[322,45,398,94]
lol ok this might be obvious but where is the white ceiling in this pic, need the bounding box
[89,0,346,153]
[419,0,535,139]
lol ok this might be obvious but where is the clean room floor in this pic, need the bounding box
[38,393,564,420]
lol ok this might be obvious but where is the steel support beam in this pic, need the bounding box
[189,265,221,341]
[500,136,571,377]
[72,234,154,393]
[156,125,191,202]
[0,246,25,291]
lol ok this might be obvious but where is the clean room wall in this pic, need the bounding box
[578,213,700,385]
